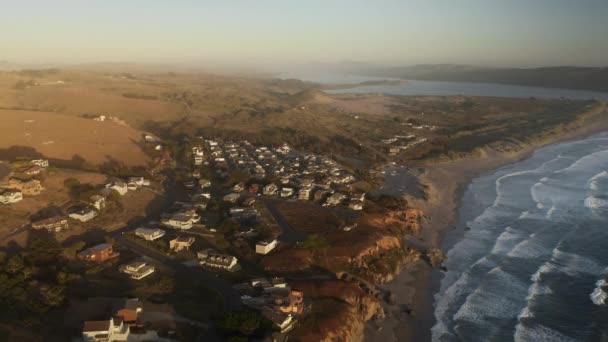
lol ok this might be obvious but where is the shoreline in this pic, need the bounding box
[365,101,608,342]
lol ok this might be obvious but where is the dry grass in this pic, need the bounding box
[0,109,149,166]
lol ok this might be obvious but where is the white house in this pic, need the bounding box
[134,227,165,241]
[256,239,278,255]
[82,317,129,342]
[162,213,194,230]
[106,180,128,196]
[30,159,49,168]
[119,260,155,280]
[89,195,106,211]
[0,189,23,204]
[68,207,98,222]
[280,187,294,198]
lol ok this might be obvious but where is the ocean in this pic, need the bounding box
[433,132,608,341]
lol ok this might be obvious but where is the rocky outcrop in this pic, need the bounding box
[291,280,384,342]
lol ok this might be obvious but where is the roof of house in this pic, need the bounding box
[86,243,113,252]
[83,320,110,332]
[172,236,195,244]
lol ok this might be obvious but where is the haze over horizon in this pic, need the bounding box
[2,0,608,69]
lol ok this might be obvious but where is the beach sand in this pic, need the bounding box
[366,102,608,342]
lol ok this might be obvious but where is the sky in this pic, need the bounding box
[1,0,607,68]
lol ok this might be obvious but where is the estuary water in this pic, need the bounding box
[327,79,608,101]
[433,132,608,341]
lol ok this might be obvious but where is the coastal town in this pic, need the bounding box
[0,133,412,341]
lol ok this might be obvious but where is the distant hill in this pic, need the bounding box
[355,64,608,92]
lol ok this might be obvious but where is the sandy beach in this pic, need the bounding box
[366,102,608,342]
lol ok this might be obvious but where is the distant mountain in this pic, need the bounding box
[354,64,608,92]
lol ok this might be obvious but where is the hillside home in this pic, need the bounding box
[280,187,294,198]
[273,290,304,314]
[256,239,278,255]
[348,201,364,211]
[263,183,278,196]
[77,243,119,263]
[198,179,211,188]
[68,206,98,222]
[134,227,165,241]
[82,317,130,342]
[31,159,49,168]
[23,165,43,176]
[261,309,295,333]
[162,213,194,230]
[223,193,240,203]
[31,216,69,232]
[8,177,43,196]
[90,195,106,210]
[298,187,313,201]
[113,299,143,327]
[197,249,239,271]
[106,180,128,196]
[0,189,22,204]
[232,182,245,193]
[169,236,195,252]
[119,260,155,280]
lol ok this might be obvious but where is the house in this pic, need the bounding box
[113,299,143,327]
[242,197,256,206]
[197,249,239,271]
[162,213,194,230]
[298,187,313,201]
[90,195,106,210]
[348,201,364,211]
[273,290,304,314]
[232,182,245,193]
[326,193,347,206]
[229,207,258,220]
[256,239,278,255]
[129,176,147,186]
[106,180,128,196]
[30,159,49,168]
[198,179,211,188]
[8,177,43,196]
[31,216,69,232]
[119,260,155,280]
[169,236,195,252]
[134,227,165,241]
[263,183,278,196]
[248,183,260,194]
[351,192,366,202]
[0,189,22,204]
[223,193,240,203]
[280,187,294,198]
[23,165,43,176]
[77,243,119,263]
[68,206,98,222]
[82,317,130,342]
[261,309,295,333]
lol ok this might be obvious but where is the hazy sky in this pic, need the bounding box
[2,0,607,67]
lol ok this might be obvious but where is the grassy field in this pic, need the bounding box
[0,67,602,167]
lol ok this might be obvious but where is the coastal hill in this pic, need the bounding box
[352,64,608,92]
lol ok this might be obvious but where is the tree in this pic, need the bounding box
[28,238,62,266]
[39,284,65,307]
[5,255,24,275]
